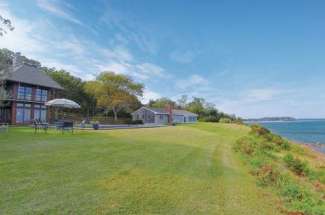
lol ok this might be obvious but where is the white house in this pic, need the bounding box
[131,107,198,124]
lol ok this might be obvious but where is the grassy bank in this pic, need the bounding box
[0,123,283,214]
[234,124,325,215]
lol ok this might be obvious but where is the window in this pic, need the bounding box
[34,105,47,121]
[17,86,32,100]
[16,103,31,123]
[35,89,48,102]
[160,115,164,120]
[188,116,196,122]
[35,89,41,101]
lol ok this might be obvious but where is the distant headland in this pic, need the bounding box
[244,117,296,122]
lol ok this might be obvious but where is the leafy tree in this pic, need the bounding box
[148,97,176,108]
[186,97,206,115]
[179,95,238,123]
[0,49,13,106]
[43,68,96,117]
[0,15,14,36]
[177,95,188,109]
[85,71,143,121]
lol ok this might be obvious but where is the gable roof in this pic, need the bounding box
[133,107,198,116]
[172,109,198,116]
[3,65,63,90]
[146,107,169,114]
[132,107,169,115]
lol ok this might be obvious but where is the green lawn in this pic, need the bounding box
[0,123,282,214]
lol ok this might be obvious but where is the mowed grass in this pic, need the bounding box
[0,123,282,214]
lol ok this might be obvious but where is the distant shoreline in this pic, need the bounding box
[245,118,325,123]
[245,120,295,123]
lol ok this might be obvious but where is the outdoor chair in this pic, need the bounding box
[0,123,9,133]
[56,120,74,133]
[33,119,48,134]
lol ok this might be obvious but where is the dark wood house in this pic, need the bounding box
[0,53,63,124]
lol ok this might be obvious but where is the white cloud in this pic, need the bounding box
[0,5,92,78]
[40,59,97,80]
[141,89,161,104]
[245,88,283,102]
[96,62,130,75]
[100,3,157,55]
[36,0,82,25]
[170,50,195,64]
[101,46,134,62]
[97,61,166,81]
[60,37,86,56]
[190,74,208,85]
[176,74,208,90]
[213,87,297,118]
[0,4,45,56]
[136,63,164,77]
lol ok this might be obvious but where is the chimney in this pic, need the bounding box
[165,104,173,125]
[13,52,24,69]
[12,52,40,69]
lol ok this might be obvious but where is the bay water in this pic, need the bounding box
[259,120,325,153]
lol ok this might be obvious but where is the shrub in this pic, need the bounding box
[280,140,291,150]
[250,125,291,151]
[281,183,305,201]
[219,117,232,123]
[249,155,267,168]
[271,134,284,145]
[283,154,310,176]
[260,140,276,151]
[256,164,280,186]
[280,183,325,215]
[250,124,270,135]
[200,116,219,122]
[127,119,143,125]
[234,136,256,155]
[270,134,291,150]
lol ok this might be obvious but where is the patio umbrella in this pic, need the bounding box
[45,99,81,121]
[45,99,81,109]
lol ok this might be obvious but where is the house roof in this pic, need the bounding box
[172,109,198,116]
[146,107,169,114]
[133,107,198,116]
[3,65,63,90]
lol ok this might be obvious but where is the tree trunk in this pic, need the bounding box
[112,107,118,121]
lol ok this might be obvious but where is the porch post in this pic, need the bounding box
[11,84,18,124]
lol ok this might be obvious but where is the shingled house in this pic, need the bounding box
[0,53,63,124]
[131,107,198,124]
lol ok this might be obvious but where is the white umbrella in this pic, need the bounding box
[45,99,81,109]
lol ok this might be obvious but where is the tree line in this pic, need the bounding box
[0,48,241,123]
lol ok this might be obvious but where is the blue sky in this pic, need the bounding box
[1,0,325,118]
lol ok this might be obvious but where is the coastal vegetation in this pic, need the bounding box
[234,124,325,215]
